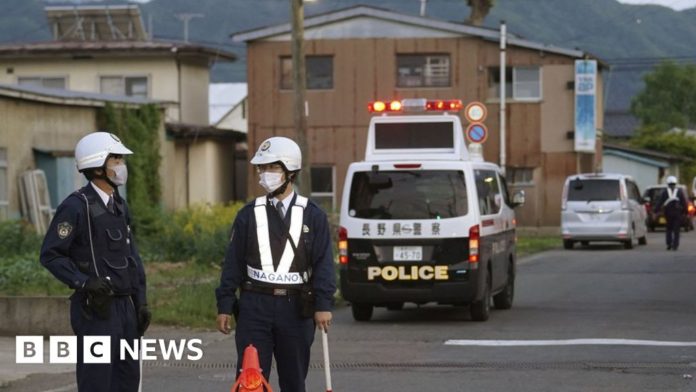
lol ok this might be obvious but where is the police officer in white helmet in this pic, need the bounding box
[216,136,336,391]
[40,131,149,391]
[654,175,688,250]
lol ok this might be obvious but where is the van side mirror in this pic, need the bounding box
[511,190,526,208]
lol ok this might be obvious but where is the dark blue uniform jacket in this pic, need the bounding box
[39,184,147,308]
[216,194,336,315]
[654,187,688,219]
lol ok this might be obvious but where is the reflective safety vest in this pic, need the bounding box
[663,187,679,207]
[247,195,309,287]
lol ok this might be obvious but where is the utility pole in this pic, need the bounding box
[175,13,203,43]
[499,20,506,175]
[420,0,427,16]
[291,0,311,196]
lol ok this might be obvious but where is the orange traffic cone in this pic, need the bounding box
[230,344,273,392]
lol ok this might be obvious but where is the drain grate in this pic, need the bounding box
[145,360,696,371]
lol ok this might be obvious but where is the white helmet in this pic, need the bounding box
[75,132,133,171]
[666,175,678,185]
[250,136,301,171]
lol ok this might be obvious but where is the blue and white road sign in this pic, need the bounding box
[466,122,488,144]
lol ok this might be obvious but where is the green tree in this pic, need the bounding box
[630,62,696,184]
[631,61,696,132]
[467,0,495,26]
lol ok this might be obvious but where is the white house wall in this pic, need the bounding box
[602,154,659,193]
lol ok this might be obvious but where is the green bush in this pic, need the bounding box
[139,202,245,265]
[99,103,162,236]
[0,220,42,256]
[0,254,70,295]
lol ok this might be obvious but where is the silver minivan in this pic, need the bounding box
[561,173,648,249]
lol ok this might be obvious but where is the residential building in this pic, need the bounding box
[0,5,241,210]
[0,82,165,225]
[233,5,604,225]
[603,143,686,192]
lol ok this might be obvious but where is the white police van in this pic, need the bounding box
[338,98,525,322]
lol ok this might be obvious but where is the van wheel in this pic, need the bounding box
[351,303,373,321]
[563,240,574,249]
[386,302,404,311]
[493,262,514,310]
[638,235,647,245]
[623,238,633,249]
[470,270,491,322]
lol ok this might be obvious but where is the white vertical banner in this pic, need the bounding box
[574,60,597,152]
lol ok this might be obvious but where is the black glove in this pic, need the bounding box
[83,277,112,296]
[137,305,152,336]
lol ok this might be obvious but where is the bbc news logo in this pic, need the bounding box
[16,336,203,364]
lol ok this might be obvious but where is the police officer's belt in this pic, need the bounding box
[241,282,301,296]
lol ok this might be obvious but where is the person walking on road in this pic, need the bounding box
[216,136,336,392]
[655,175,688,251]
[40,132,150,392]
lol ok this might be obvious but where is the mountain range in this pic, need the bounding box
[2,0,695,136]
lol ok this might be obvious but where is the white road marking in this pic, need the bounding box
[444,339,696,347]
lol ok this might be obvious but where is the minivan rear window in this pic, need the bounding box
[348,170,468,219]
[567,179,620,201]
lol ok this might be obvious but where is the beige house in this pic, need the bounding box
[0,83,165,224]
[233,5,604,225]
[0,5,241,209]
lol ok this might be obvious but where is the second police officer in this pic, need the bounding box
[216,136,336,392]
[655,175,688,251]
[40,132,150,392]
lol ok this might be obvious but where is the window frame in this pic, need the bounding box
[17,75,68,89]
[310,165,335,212]
[508,167,535,186]
[512,66,542,101]
[280,55,334,91]
[396,53,451,88]
[99,74,150,98]
[487,66,542,102]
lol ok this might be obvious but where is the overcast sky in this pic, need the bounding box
[616,0,696,10]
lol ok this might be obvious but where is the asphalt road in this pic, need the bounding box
[5,231,696,391]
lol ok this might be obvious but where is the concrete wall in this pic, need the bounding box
[178,59,210,125]
[0,297,72,336]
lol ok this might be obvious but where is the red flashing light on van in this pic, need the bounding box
[368,98,463,113]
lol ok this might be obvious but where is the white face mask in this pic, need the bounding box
[259,172,284,193]
[107,164,128,186]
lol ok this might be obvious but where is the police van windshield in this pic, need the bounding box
[348,170,468,219]
[567,179,620,202]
